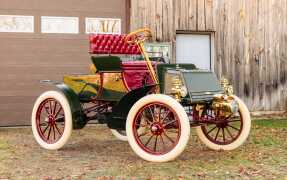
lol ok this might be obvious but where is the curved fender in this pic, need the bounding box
[107,85,157,129]
[56,84,87,129]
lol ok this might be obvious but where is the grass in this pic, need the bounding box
[253,119,287,128]
[0,119,286,179]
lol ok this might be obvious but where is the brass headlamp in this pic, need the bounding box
[170,73,188,102]
[211,77,238,117]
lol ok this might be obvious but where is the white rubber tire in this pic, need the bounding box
[126,94,190,162]
[31,91,73,150]
[196,95,251,150]
[110,129,128,141]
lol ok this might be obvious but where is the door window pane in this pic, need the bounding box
[176,34,211,70]
[41,16,79,34]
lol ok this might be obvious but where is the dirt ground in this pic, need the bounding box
[0,119,287,179]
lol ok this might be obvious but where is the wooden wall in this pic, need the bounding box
[130,0,287,111]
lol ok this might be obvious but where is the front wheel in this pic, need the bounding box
[126,94,190,162]
[31,91,73,150]
[196,95,251,150]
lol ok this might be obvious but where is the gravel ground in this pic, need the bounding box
[0,119,287,179]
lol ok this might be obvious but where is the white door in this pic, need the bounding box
[176,34,211,70]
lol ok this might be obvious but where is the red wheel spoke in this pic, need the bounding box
[53,101,58,115]
[47,126,52,140]
[225,126,234,139]
[158,107,162,122]
[207,114,215,119]
[54,124,62,136]
[160,135,166,150]
[214,128,220,141]
[49,100,53,114]
[142,111,152,124]
[223,114,232,121]
[144,134,154,146]
[138,131,150,138]
[153,135,158,151]
[44,106,50,115]
[154,106,161,122]
[54,107,63,118]
[222,128,226,142]
[163,119,177,127]
[52,125,56,140]
[154,104,159,120]
[227,124,240,131]
[55,115,64,121]
[161,110,171,123]
[163,132,175,143]
[206,125,217,134]
[42,124,49,134]
[148,106,155,122]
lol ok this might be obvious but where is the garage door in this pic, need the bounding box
[0,0,129,126]
[176,33,213,70]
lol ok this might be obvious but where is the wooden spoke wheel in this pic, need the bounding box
[32,91,72,150]
[133,102,181,155]
[126,94,190,162]
[201,110,243,145]
[196,95,251,150]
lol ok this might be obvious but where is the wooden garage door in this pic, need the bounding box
[0,0,129,126]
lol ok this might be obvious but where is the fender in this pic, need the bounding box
[107,85,156,130]
[56,84,87,129]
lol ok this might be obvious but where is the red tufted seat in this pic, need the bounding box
[89,34,141,55]
[89,34,156,90]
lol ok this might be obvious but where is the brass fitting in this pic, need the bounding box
[220,77,234,95]
[171,75,182,102]
[212,94,239,117]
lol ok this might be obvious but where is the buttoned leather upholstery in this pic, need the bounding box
[89,34,141,55]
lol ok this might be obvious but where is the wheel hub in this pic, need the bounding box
[48,115,55,125]
[150,123,163,135]
[216,121,228,128]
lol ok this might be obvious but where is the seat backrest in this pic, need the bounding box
[89,34,141,55]
[91,56,122,72]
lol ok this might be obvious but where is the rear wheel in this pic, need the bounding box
[31,91,73,150]
[196,95,251,150]
[126,94,190,162]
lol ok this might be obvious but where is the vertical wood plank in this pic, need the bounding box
[155,0,163,41]
[197,0,206,30]
[205,0,214,30]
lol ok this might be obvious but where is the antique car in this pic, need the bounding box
[31,28,251,162]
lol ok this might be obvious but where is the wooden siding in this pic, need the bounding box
[130,0,287,111]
